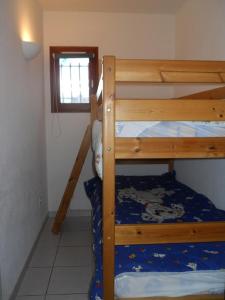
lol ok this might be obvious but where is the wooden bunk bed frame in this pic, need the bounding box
[95,56,225,300]
[52,56,225,300]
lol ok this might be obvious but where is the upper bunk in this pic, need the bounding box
[95,56,225,160]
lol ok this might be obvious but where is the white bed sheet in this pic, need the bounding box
[115,270,225,298]
[92,120,225,178]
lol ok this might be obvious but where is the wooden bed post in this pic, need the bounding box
[102,56,116,300]
[168,159,174,173]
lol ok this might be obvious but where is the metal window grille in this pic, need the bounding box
[59,57,89,104]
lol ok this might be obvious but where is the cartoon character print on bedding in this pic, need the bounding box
[118,187,185,222]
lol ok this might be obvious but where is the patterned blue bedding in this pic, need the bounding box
[84,173,225,299]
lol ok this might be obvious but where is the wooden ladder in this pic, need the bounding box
[51,125,91,234]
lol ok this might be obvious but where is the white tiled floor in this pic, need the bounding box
[15,217,93,300]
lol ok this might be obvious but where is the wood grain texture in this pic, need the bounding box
[98,57,225,299]
[115,137,225,159]
[179,86,225,100]
[161,71,222,83]
[102,56,116,300]
[116,58,225,83]
[96,87,225,123]
[115,222,225,245]
[115,99,225,121]
[221,73,225,82]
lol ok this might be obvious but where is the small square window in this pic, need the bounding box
[50,46,98,113]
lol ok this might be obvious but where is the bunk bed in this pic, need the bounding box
[87,56,225,300]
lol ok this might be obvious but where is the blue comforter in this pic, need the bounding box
[84,173,225,300]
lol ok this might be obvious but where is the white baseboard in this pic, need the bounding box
[49,209,92,218]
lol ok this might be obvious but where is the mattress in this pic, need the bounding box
[84,173,225,300]
[92,120,225,178]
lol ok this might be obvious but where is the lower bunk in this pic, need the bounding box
[85,172,225,300]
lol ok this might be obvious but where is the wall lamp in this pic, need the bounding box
[21,40,41,60]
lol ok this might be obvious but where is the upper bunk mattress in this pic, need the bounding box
[115,121,225,138]
[84,173,225,299]
[92,120,225,178]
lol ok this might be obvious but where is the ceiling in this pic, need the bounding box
[39,0,187,14]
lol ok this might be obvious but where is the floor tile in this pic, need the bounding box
[46,294,88,300]
[60,231,92,247]
[47,267,92,294]
[62,217,91,232]
[16,217,94,300]
[16,297,44,300]
[38,233,60,248]
[17,268,51,296]
[29,244,57,267]
[54,247,93,267]
[39,219,61,246]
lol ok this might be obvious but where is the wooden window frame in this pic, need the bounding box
[50,46,99,113]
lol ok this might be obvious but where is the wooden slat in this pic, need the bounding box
[179,86,225,100]
[102,56,116,300]
[115,58,225,83]
[115,99,225,121]
[96,87,225,122]
[161,71,222,83]
[115,137,225,159]
[221,73,225,82]
[115,222,225,245]
[98,87,225,121]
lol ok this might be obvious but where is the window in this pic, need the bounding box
[50,46,98,112]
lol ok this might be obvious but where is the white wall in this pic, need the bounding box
[175,0,225,209]
[0,1,47,299]
[44,12,175,213]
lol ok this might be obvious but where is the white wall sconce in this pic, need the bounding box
[21,40,41,60]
